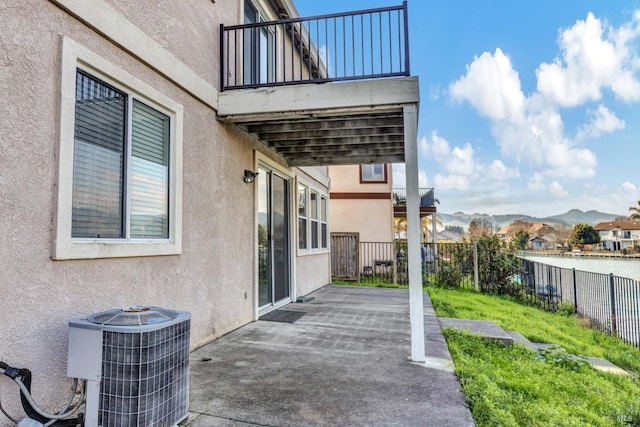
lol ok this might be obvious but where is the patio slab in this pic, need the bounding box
[187,285,474,427]
[438,318,515,346]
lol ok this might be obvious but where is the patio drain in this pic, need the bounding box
[259,309,306,323]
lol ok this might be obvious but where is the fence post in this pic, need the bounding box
[473,241,479,291]
[572,268,578,313]
[609,273,617,335]
[392,242,398,285]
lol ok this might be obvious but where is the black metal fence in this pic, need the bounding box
[221,3,409,90]
[437,243,640,349]
[353,242,640,348]
[358,241,449,286]
[392,188,435,207]
[520,259,640,348]
[360,241,405,284]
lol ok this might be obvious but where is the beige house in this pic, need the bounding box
[329,164,396,242]
[329,164,437,281]
[1,0,423,421]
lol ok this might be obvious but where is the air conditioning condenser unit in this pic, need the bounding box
[67,306,191,427]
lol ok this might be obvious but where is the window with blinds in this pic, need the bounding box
[297,183,328,253]
[72,70,170,240]
[310,191,318,249]
[298,184,308,250]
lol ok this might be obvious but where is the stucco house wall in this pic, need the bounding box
[0,0,330,414]
[328,164,394,243]
[330,200,395,242]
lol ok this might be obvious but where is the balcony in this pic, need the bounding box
[393,188,436,216]
[217,2,419,167]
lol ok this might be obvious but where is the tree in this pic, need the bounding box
[569,223,600,246]
[513,229,529,250]
[629,200,640,220]
[614,215,630,222]
[445,225,464,235]
[422,214,443,240]
[510,219,532,235]
[467,217,493,239]
[394,217,407,239]
[550,224,571,250]
[476,235,520,293]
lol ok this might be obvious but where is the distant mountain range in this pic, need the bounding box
[438,209,620,232]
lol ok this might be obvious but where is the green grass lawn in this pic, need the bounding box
[428,286,640,427]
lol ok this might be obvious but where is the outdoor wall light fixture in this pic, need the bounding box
[243,169,259,183]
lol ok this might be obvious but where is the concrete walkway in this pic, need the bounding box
[186,285,475,426]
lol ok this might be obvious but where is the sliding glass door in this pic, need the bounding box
[257,166,291,310]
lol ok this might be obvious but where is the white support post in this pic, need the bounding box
[431,212,436,246]
[403,104,425,363]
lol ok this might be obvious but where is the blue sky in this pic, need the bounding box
[296,0,640,217]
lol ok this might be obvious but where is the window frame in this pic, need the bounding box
[360,164,388,183]
[297,183,308,250]
[243,0,276,86]
[53,37,183,260]
[297,181,329,255]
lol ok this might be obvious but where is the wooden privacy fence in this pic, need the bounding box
[331,232,360,281]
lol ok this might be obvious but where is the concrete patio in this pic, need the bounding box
[186,285,475,426]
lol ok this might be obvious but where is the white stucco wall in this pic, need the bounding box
[0,0,330,417]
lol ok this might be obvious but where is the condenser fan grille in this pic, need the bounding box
[87,306,182,326]
[98,319,190,427]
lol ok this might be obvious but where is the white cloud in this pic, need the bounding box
[487,160,520,181]
[545,143,597,179]
[528,172,546,190]
[576,104,625,141]
[449,48,525,122]
[549,181,568,197]
[392,164,429,188]
[446,143,475,175]
[536,12,640,106]
[434,173,469,190]
[422,131,521,194]
[622,181,638,192]
[448,43,600,179]
[421,132,451,162]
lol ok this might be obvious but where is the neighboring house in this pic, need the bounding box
[529,234,558,251]
[329,164,395,243]
[328,165,436,277]
[1,0,421,413]
[594,221,640,251]
[329,164,437,243]
[497,222,557,247]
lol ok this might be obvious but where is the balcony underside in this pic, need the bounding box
[217,76,419,167]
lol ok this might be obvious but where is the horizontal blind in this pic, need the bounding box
[72,71,125,238]
[130,100,169,238]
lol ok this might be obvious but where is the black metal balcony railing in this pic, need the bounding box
[220,2,409,90]
[393,188,435,207]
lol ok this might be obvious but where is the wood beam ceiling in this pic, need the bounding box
[238,110,407,166]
